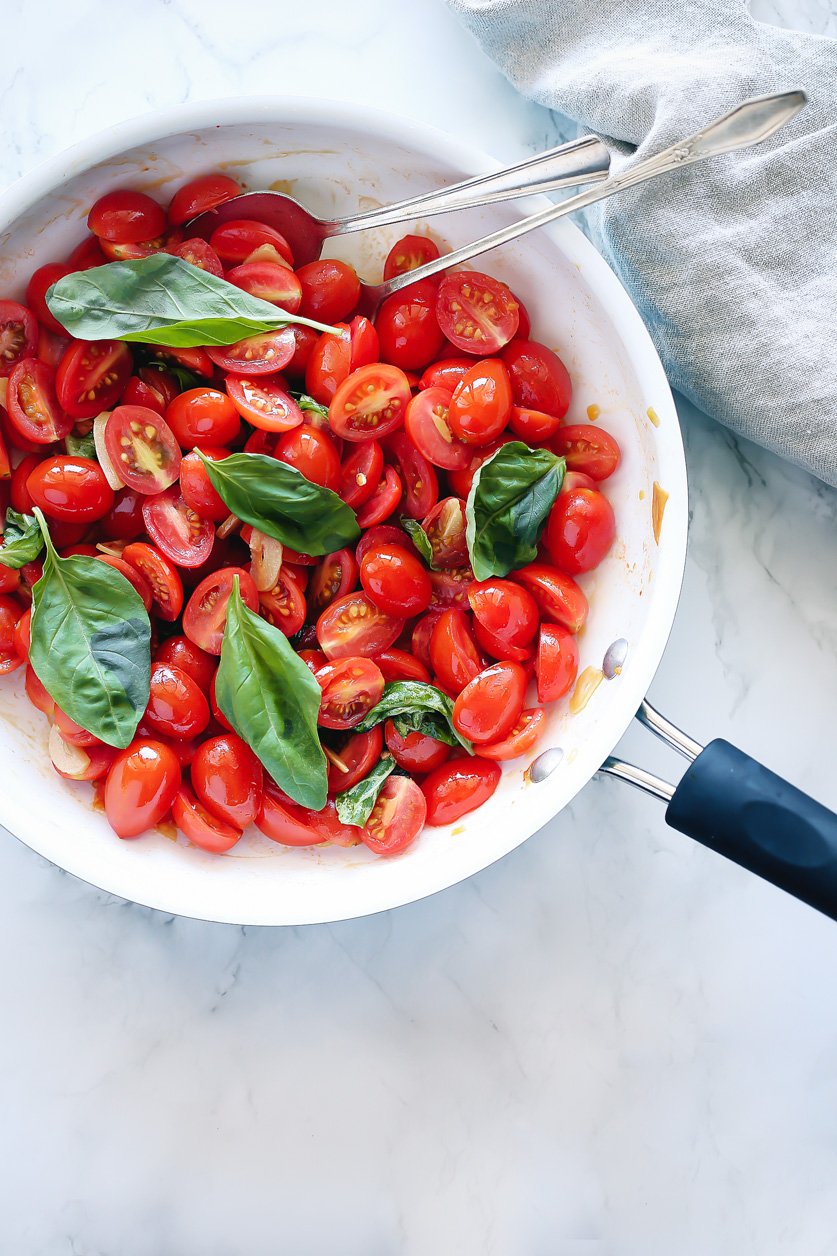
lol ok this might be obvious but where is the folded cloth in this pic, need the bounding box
[445,0,837,485]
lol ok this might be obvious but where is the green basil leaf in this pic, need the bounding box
[0,509,45,569]
[199,451,360,556]
[47,254,339,347]
[391,710,460,749]
[399,516,435,568]
[215,576,328,810]
[465,441,565,580]
[28,509,151,748]
[355,680,473,753]
[334,753,397,827]
[65,430,97,460]
[290,392,330,422]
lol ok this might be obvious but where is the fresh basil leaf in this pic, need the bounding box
[334,753,397,827]
[215,576,328,810]
[355,680,473,753]
[28,509,151,748]
[465,441,565,581]
[392,710,460,749]
[0,509,45,569]
[47,254,339,347]
[399,516,435,568]
[290,392,330,422]
[65,429,97,460]
[199,451,360,556]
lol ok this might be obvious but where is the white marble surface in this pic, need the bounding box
[3,2,837,1252]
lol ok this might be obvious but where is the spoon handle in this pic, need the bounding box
[374,91,806,300]
[325,135,611,236]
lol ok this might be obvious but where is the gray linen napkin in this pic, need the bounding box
[446,0,837,485]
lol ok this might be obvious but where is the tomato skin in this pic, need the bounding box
[26,264,71,336]
[448,359,513,446]
[141,486,216,569]
[326,725,383,792]
[65,236,106,271]
[430,608,482,694]
[0,594,24,674]
[508,405,562,443]
[404,388,471,472]
[168,174,242,225]
[418,358,474,392]
[147,344,214,378]
[120,376,165,416]
[329,363,411,443]
[183,566,259,655]
[372,646,430,684]
[479,707,546,761]
[172,783,242,853]
[165,387,240,449]
[436,271,519,354]
[10,455,38,513]
[88,190,166,243]
[410,611,443,672]
[0,301,39,377]
[169,237,224,278]
[353,466,402,528]
[210,671,234,732]
[56,340,133,419]
[550,425,622,481]
[421,756,501,826]
[316,656,385,730]
[144,662,211,739]
[155,634,216,692]
[227,261,302,313]
[206,328,296,376]
[535,623,579,703]
[105,406,182,495]
[305,325,351,405]
[423,497,468,568]
[104,739,182,839]
[360,542,432,617]
[224,375,303,433]
[178,447,231,523]
[297,260,361,324]
[99,227,180,264]
[210,220,293,267]
[317,591,403,661]
[8,358,73,444]
[429,565,474,610]
[122,541,185,622]
[275,423,340,491]
[468,578,539,648]
[0,562,19,595]
[383,234,440,281]
[452,661,527,744]
[546,487,616,574]
[286,325,320,380]
[259,565,307,637]
[339,440,383,509]
[512,562,588,633]
[501,340,572,418]
[383,429,438,519]
[471,617,534,664]
[385,719,450,773]
[354,523,419,568]
[375,279,445,372]
[191,733,264,829]
[24,662,51,709]
[257,786,357,847]
[358,774,425,854]
[27,456,114,522]
[308,548,359,616]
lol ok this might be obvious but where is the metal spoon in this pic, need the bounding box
[187,135,611,266]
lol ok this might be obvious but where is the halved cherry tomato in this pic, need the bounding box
[147,344,214,378]
[25,665,52,710]
[37,326,70,371]
[224,375,303,433]
[298,648,327,674]
[501,340,572,418]
[316,656,385,729]
[138,364,180,409]
[354,523,419,567]
[123,542,185,621]
[448,359,512,445]
[99,487,143,542]
[512,562,588,633]
[183,566,259,655]
[430,608,482,694]
[339,439,383,509]
[546,486,616,574]
[154,633,216,692]
[308,548,358,615]
[120,376,165,416]
[65,236,106,270]
[179,447,231,522]
[53,708,100,747]
[559,470,597,497]
[142,486,215,568]
[360,542,431,617]
[535,623,579,703]
[423,497,468,568]
[104,405,181,494]
[550,425,621,481]
[384,719,450,773]
[7,359,73,444]
[164,387,241,449]
[258,565,307,636]
[508,405,562,443]
[304,325,351,405]
[372,646,431,684]
[317,591,403,660]
[468,578,539,648]
[275,423,341,491]
[452,661,526,744]
[0,594,23,674]
[421,756,501,826]
[191,733,263,828]
[383,234,441,281]
[0,559,19,595]
[99,228,181,263]
[206,328,296,376]
[296,260,360,324]
[52,740,119,782]
[472,617,534,664]
[13,606,31,661]
[479,707,546,761]
[404,387,471,471]
[418,358,474,392]
[286,325,320,379]
[27,456,114,522]
[172,782,242,853]
[354,465,402,528]
[169,238,224,277]
[429,565,474,610]
[210,670,234,732]
[361,775,426,854]
[329,363,411,442]
[96,555,153,612]
[26,264,71,336]
[88,190,166,243]
[144,662,211,739]
[104,739,181,838]
[10,455,38,512]
[226,261,302,313]
[325,725,383,792]
[376,278,445,372]
[436,271,519,354]
[210,220,293,267]
[383,429,438,519]
[257,786,357,847]
[55,340,133,419]
[0,301,39,376]
[411,611,443,672]
[168,174,242,225]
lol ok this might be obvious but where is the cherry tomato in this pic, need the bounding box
[210,670,234,732]
[99,227,181,263]
[308,548,358,615]
[0,560,19,595]
[0,594,23,674]
[479,707,546,761]
[296,260,361,324]
[104,739,181,839]
[26,263,71,336]
[422,756,501,826]
[206,327,296,377]
[354,523,419,568]
[360,542,431,617]
[9,455,38,512]
[256,786,357,848]
[384,720,450,774]
[224,375,303,433]
[104,405,181,494]
[404,387,471,471]
[120,376,165,416]
[446,433,518,499]
[168,174,242,225]
[328,361,412,443]
[275,423,341,491]
[448,359,512,445]
[354,465,402,528]
[65,236,106,271]
[37,326,70,371]
[155,634,216,692]
[316,656,385,729]
[226,261,302,313]
[138,364,180,409]
[418,358,474,392]
[96,555,153,612]
[286,325,320,379]
[501,340,572,418]
[383,429,438,519]
[411,610,443,672]
[468,578,539,648]
[0,301,39,376]
[24,663,52,711]
[55,340,133,419]
[436,271,519,354]
[7,358,72,444]
[13,605,31,660]
[383,234,440,280]
[304,325,351,405]
[512,562,588,633]
[169,237,224,277]
[372,647,430,684]
[422,497,468,568]
[123,542,185,621]
[191,734,263,829]
[546,486,616,574]
[535,623,579,703]
[508,405,562,443]
[430,608,482,693]
[339,439,383,509]
[317,591,403,660]
[376,278,445,372]
[452,661,526,744]
[179,447,231,522]
[55,707,102,748]
[209,220,293,268]
[471,617,534,664]
[172,783,242,853]
[144,662,211,739]
[164,387,241,449]
[147,344,214,378]
[142,486,215,569]
[325,725,383,792]
[429,565,474,610]
[27,456,114,522]
[361,775,426,855]
[183,566,259,655]
[258,565,307,636]
[88,190,166,243]
[550,425,622,481]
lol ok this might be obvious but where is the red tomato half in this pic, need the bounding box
[209,220,293,267]
[383,234,440,280]
[360,543,432,617]
[422,757,501,826]
[430,608,482,694]
[339,440,383,509]
[353,466,402,528]
[120,376,165,416]
[550,425,622,481]
[535,623,579,703]
[423,497,468,568]
[123,542,185,621]
[179,447,231,523]
[296,260,361,324]
[375,279,444,372]
[168,174,242,225]
[325,725,383,792]
[165,387,240,449]
[404,387,471,472]
[448,359,512,446]
[436,271,519,354]
[361,776,426,855]
[0,594,23,674]
[169,238,224,277]
[479,708,546,761]
[27,456,114,522]
[328,363,411,443]
[383,429,438,519]
[206,328,295,376]
[316,656,385,729]
[142,486,215,569]
[308,548,358,616]
[275,423,340,491]
[55,340,133,419]
[191,734,263,829]
[172,783,242,853]
[226,262,302,313]
[546,487,616,574]
[183,566,259,655]
[508,405,562,443]
[96,555,153,612]
[225,375,303,433]
[385,720,450,774]
[372,647,430,684]
[317,591,403,660]
[512,562,588,633]
[257,787,358,847]
[104,739,181,839]
[0,301,38,377]
[259,565,307,637]
[105,405,181,494]
[501,340,572,419]
[155,634,216,692]
[26,264,71,336]
[144,662,211,739]
[88,190,166,243]
[452,661,527,744]
[7,358,73,444]
[468,578,539,648]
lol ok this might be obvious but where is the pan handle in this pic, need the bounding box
[598,702,837,922]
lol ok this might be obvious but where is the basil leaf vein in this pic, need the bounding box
[334,754,397,827]
[465,441,565,580]
[355,680,473,753]
[215,576,328,810]
[0,509,45,568]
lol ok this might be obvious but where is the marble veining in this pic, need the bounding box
[2,1,837,1253]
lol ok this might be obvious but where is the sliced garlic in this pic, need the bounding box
[249,528,283,592]
[93,411,126,490]
[244,243,291,269]
[49,724,91,778]
[96,540,128,558]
